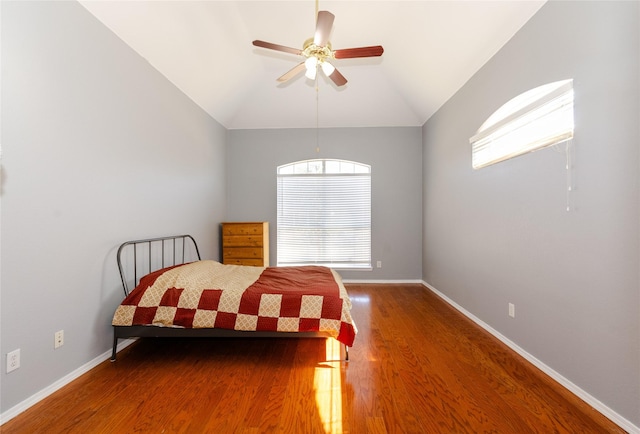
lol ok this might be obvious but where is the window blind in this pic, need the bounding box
[470,79,574,169]
[277,161,371,269]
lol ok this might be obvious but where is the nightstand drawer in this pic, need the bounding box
[222,235,264,247]
[222,223,264,236]
[223,247,264,260]
[222,258,265,266]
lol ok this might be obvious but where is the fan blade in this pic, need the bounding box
[253,40,302,56]
[314,11,335,47]
[277,62,306,83]
[328,67,347,87]
[334,45,384,59]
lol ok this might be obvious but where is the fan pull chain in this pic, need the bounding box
[565,139,573,212]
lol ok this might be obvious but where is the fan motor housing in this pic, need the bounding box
[302,38,334,61]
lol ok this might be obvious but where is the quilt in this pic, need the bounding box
[112,260,357,347]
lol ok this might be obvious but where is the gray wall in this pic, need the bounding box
[227,127,423,281]
[1,1,227,413]
[423,0,639,425]
[3,0,638,428]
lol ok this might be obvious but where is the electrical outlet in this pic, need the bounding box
[508,303,515,318]
[376,261,382,268]
[54,330,64,349]
[7,349,20,373]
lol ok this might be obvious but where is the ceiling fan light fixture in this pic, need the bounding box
[305,56,318,79]
[305,66,317,80]
[321,61,335,76]
[305,56,318,70]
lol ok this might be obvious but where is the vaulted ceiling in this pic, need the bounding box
[79,1,546,130]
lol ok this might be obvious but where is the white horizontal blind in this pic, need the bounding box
[277,160,371,268]
[470,79,574,169]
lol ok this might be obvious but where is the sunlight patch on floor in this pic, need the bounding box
[314,338,343,434]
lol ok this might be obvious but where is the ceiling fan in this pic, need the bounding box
[252,10,384,87]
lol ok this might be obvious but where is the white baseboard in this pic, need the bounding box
[422,280,639,434]
[0,338,137,426]
[342,279,424,284]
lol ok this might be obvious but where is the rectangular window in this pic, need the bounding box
[277,159,371,269]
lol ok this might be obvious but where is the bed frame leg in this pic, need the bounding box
[110,333,118,362]
[344,344,349,361]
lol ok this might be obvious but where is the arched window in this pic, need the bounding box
[470,79,574,169]
[277,159,371,269]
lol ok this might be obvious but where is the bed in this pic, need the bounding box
[110,235,357,361]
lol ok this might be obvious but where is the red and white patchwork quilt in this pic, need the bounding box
[112,260,357,347]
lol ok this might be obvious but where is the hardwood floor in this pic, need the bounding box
[2,284,624,433]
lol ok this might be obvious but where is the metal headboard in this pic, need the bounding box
[116,235,201,297]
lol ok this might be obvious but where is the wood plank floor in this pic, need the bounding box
[2,284,625,433]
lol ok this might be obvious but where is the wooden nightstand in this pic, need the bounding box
[221,222,269,266]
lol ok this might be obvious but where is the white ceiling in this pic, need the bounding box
[79,1,546,130]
